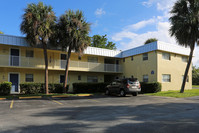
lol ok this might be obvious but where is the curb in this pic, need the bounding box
[19,96,42,99]
[0,98,6,100]
[0,94,93,100]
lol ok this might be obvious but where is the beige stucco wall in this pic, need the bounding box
[157,51,192,91]
[122,51,157,82]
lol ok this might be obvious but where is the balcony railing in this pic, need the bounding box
[0,55,122,73]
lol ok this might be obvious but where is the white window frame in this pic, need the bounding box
[182,75,189,82]
[143,75,148,82]
[162,74,171,82]
[25,74,34,82]
[162,52,170,60]
[182,56,188,62]
[143,53,148,61]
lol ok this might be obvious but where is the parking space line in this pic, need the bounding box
[51,99,63,105]
[10,100,14,109]
[89,99,100,102]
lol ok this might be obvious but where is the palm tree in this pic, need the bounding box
[144,38,158,45]
[20,2,56,94]
[56,10,91,91]
[169,0,199,93]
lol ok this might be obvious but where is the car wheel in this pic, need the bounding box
[132,92,138,96]
[120,89,126,97]
[105,89,110,95]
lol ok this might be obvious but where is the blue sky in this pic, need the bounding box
[1,0,199,65]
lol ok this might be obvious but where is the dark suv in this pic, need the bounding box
[105,78,141,96]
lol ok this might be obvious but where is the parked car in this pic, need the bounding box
[105,78,141,96]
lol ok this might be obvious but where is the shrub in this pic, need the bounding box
[20,83,43,94]
[140,82,161,93]
[0,82,12,95]
[20,83,68,94]
[73,82,109,93]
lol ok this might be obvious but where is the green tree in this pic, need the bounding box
[91,34,116,50]
[144,38,158,45]
[56,10,91,90]
[192,66,199,85]
[169,0,199,93]
[20,2,56,94]
[0,31,3,34]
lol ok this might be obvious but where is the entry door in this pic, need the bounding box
[10,49,19,66]
[10,74,19,92]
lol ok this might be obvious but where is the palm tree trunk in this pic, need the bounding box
[180,44,195,93]
[64,46,72,93]
[43,43,49,94]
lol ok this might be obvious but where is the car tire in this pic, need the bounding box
[132,92,138,96]
[120,89,126,97]
[105,89,110,95]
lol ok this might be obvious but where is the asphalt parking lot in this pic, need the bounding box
[1,95,199,133]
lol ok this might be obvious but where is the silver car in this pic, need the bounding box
[105,78,141,96]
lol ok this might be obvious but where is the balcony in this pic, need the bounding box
[0,55,122,73]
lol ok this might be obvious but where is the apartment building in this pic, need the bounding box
[0,34,192,93]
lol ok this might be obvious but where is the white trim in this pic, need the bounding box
[8,72,20,93]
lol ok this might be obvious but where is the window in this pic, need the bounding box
[26,74,33,82]
[182,56,188,62]
[182,75,189,82]
[162,74,171,82]
[87,76,98,83]
[88,57,98,63]
[162,52,170,60]
[26,50,34,58]
[143,75,148,82]
[78,56,81,60]
[78,75,81,80]
[131,56,134,61]
[143,53,148,61]
[123,58,125,62]
[60,75,65,83]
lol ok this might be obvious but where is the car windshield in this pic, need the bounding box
[128,78,138,84]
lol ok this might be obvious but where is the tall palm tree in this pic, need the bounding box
[56,10,91,91]
[169,0,199,93]
[20,2,56,94]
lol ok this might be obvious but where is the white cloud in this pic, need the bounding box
[125,18,156,31]
[95,8,106,16]
[142,0,176,11]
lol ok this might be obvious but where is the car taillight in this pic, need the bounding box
[127,84,130,88]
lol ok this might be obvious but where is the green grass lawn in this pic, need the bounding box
[146,89,199,98]
[192,85,199,87]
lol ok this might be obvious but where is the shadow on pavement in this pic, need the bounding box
[2,102,199,133]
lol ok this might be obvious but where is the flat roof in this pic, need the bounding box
[0,34,190,58]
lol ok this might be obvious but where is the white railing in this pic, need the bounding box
[0,55,122,73]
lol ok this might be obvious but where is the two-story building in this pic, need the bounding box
[0,34,192,93]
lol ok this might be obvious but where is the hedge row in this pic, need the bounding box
[73,83,109,93]
[20,83,68,94]
[73,82,161,94]
[140,82,162,93]
[0,82,12,95]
